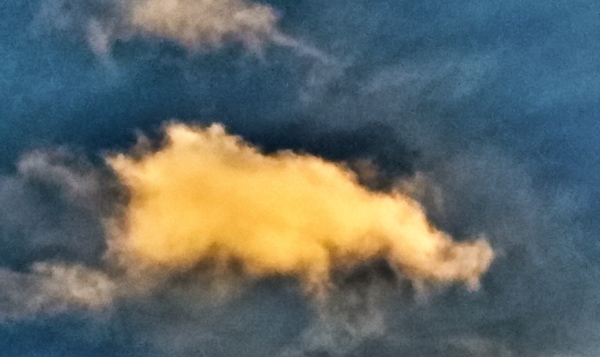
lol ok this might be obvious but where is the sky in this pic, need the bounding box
[1,0,600,356]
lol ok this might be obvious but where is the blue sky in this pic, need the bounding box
[1,0,600,355]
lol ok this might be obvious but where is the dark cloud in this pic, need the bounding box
[0,150,118,269]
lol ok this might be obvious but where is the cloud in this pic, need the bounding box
[0,126,492,328]
[128,0,279,51]
[0,130,495,355]
[31,263,116,310]
[17,149,103,206]
[0,150,123,320]
[106,122,493,289]
[0,264,114,319]
[37,0,331,59]
[0,150,118,269]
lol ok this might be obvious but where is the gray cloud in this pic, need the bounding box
[0,150,117,269]
[0,264,114,319]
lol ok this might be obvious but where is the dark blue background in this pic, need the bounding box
[1,0,599,355]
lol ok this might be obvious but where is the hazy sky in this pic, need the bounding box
[1,0,600,356]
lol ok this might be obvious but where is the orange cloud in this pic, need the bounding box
[108,123,493,288]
